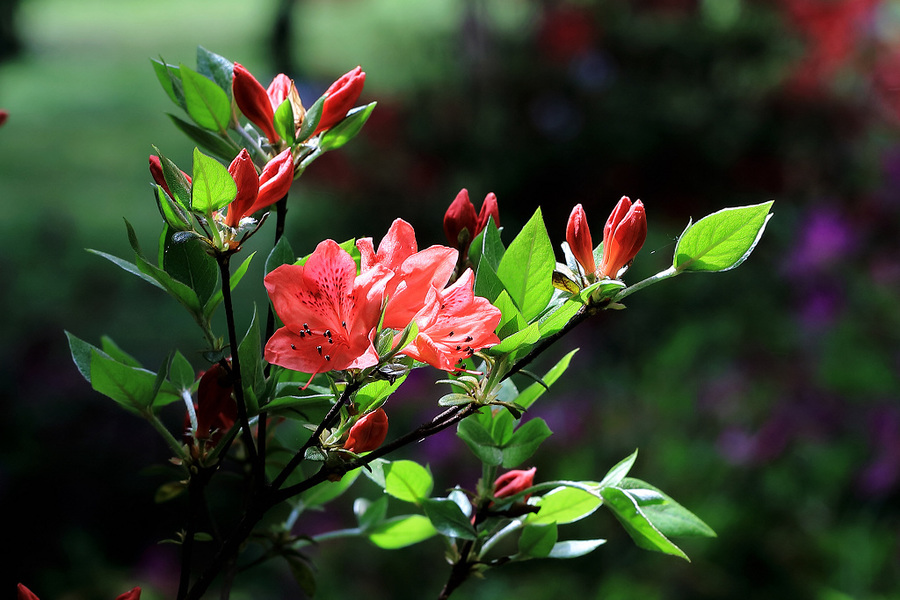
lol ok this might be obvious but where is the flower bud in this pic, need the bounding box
[268,74,306,134]
[566,203,596,277]
[598,196,647,279]
[233,63,280,143]
[492,467,536,499]
[225,149,259,227]
[477,192,500,233]
[344,408,388,453]
[149,155,191,200]
[315,66,366,135]
[18,584,39,600]
[248,148,294,215]
[115,589,142,600]
[185,363,237,444]
[443,188,478,249]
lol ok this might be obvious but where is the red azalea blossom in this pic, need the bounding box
[344,408,389,453]
[224,148,294,227]
[400,269,501,372]
[264,240,390,385]
[566,203,597,278]
[357,219,457,329]
[315,66,366,135]
[598,196,647,279]
[493,467,537,499]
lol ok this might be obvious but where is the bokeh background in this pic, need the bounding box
[3,0,900,598]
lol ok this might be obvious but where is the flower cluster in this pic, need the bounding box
[567,196,647,283]
[265,216,502,383]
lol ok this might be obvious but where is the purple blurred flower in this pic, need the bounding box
[786,207,856,275]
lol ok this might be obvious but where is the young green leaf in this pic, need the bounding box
[89,349,178,415]
[619,478,717,538]
[150,58,184,108]
[169,350,195,391]
[501,418,552,468]
[600,485,689,560]
[191,148,237,213]
[496,208,555,321]
[469,219,505,272]
[673,201,773,273]
[368,514,437,549]
[518,523,559,558]
[423,498,477,540]
[547,538,607,559]
[162,225,218,305]
[295,94,325,143]
[457,418,503,466]
[300,470,361,508]
[597,450,639,489]
[525,485,603,526]
[273,98,297,145]
[180,64,232,133]
[384,460,434,504]
[318,102,377,152]
[195,46,233,101]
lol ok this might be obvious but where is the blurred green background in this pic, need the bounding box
[3,0,900,598]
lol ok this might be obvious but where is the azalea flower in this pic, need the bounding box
[400,269,501,372]
[264,240,391,384]
[343,408,389,453]
[356,219,457,329]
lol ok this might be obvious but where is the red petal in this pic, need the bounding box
[246,149,294,215]
[233,63,280,143]
[225,149,259,227]
[315,66,366,135]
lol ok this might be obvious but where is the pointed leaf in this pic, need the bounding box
[600,486,689,560]
[300,470,361,508]
[162,225,218,304]
[151,58,184,108]
[516,349,577,410]
[496,208,555,320]
[191,147,237,213]
[525,485,603,526]
[384,460,433,503]
[195,46,233,101]
[518,523,558,558]
[180,64,232,132]
[548,538,607,559]
[295,94,324,143]
[88,249,164,291]
[457,418,502,466]
[368,514,437,549]
[266,235,295,274]
[598,450,639,489]
[318,102,377,152]
[167,114,237,162]
[502,418,552,468]
[423,498,477,540]
[674,201,774,273]
[273,98,296,145]
[620,478,717,538]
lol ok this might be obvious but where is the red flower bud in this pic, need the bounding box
[185,363,237,444]
[115,589,142,600]
[344,408,388,453]
[477,192,500,233]
[443,188,479,248]
[0,109,8,127]
[225,149,259,227]
[492,467,536,499]
[149,155,191,200]
[18,584,39,600]
[233,63,280,143]
[315,66,366,135]
[566,203,597,277]
[598,196,647,279]
[248,148,294,215]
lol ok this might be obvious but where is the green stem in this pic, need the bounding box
[146,410,189,463]
[613,266,678,302]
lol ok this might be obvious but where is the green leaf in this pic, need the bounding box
[150,58,184,108]
[368,514,436,549]
[162,225,218,305]
[66,331,98,382]
[673,201,774,273]
[518,523,558,558]
[502,418,552,468]
[469,219,505,272]
[238,307,264,409]
[548,538,607,559]
[134,249,203,313]
[456,418,502,466]
[169,350,195,390]
[619,478,717,538]
[100,335,141,368]
[295,94,325,143]
[273,98,296,145]
[354,376,407,413]
[88,249,165,291]
[285,554,316,597]
[354,495,389,530]
[384,460,433,504]
[180,64,232,132]
[496,208,555,321]
[423,498,477,540]
[153,147,192,210]
[262,393,332,414]
[474,259,507,304]
[526,485,603,526]
[516,349,577,410]
[598,450,638,489]
[318,102,377,152]
[167,114,237,162]
[195,46,233,101]
[487,322,540,356]
[89,350,178,415]
[300,470,361,508]
[493,291,527,339]
[600,485,689,560]
[154,185,192,231]
[266,235,295,275]
[204,251,254,320]
[191,147,237,213]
